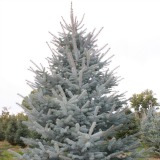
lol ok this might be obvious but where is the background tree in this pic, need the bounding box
[130,89,159,113]
[0,107,10,141]
[0,108,32,147]
[0,123,5,141]
[14,113,30,147]
[21,90,38,110]
[5,116,18,145]
[116,108,140,139]
[0,107,10,132]
[141,108,160,157]
[13,5,142,160]
[14,120,30,147]
[21,91,42,140]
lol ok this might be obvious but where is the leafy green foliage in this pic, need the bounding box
[130,89,159,112]
[0,108,11,141]
[0,108,35,147]
[0,107,10,133]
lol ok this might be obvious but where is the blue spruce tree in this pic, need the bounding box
[141,108,160,157]
[13,4,142,160]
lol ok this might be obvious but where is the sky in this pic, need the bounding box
[0,0,160,114]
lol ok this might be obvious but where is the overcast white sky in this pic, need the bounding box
[0,0,160,114]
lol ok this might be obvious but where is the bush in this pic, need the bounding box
[0,127,5,141]
[14,121,30,147]
[116,108,140,139]
[5,116,18,145]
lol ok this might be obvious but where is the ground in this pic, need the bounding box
[0,141,23,160]
[0,141,159,160]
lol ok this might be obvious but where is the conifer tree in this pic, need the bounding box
[141,108,160,157]
[5,116,18,145]
[13,4,142,160]
[15,120,30,147]
[0,124,5,141]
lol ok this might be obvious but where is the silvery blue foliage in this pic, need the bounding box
[14,4,141,160]
[141,108,160,156]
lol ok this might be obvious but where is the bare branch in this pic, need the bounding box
[109,66,120,75]
[77,14,85,28]
[61,16,71,31]
[79,28,87,35]
[30,60,42,71]
[103,54,114,64]
[40,63,45,71]
[26,80,36,90]
[99,48,111,61]
[60,22,67,37]
[95,43,108,55]
[28,66,35,73]
[91,27,104,42]
[60,21,70,31]
[46,42,57,59]
[77,24,85,30]
[91,28,96,36]
[48,31,59,41]
[50,41,59,48]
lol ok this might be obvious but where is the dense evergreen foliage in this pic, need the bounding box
[116,108,140,139]
[14,120,30,148]
[0,124,5,141]
[141,108,160,157]
[12,5,144,160]
[5,116,18,145]
[0,108,38,147]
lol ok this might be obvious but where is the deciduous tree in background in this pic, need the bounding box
[130,89,159,113]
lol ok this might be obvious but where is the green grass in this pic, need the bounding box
[0,150,15,160]
[0,141,23,160]
[136,143,160,160]
[0,141,159,160]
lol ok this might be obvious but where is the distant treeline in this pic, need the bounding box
[0,108,40,147]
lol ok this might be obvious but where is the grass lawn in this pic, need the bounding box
[0,141,159,160]
[0,141,23,160]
